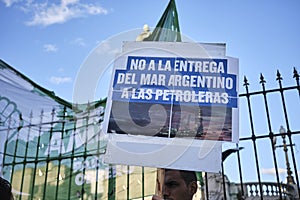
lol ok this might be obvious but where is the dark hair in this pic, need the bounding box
[165,169,197,186]
[0,177,13,200]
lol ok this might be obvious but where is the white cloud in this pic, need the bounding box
[96,40,121,55]
[2,0,19,7]
[4,0,108,26]
[27,0,108,26]
[43,44,58,52]
[71,37,86,47]
[261,168,286,175]
[57,67,64,73]
[50,76,72,85]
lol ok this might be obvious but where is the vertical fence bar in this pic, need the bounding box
[142,166,145,200]
[68,116,77,200]
[43,108,55,200]
[293,68,300,97]
[260,73,283,199]
[94,106,105,200]
[277,71,300,198]
[2,116,11,179]
[236,143,244,198]
[94,117,100,200]
[205,172,208,200]
[108,165,116,200]
[55,106,66,200]
[81,106,90,200]
[20,112,33,200]
[288,132,300,199]
[221,162,227,200]
[30,110,44,198]
[2,117,13,200]
[243,76,263,200]
[94,158,99,200]
[127,166,130,200]
[10,113,22,198]
[292,67,300,198]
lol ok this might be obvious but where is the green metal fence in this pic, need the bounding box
[1,68,300,200]
[1,101,158,200]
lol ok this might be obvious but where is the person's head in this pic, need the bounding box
[0,177,13,200]
[162,169,197,200]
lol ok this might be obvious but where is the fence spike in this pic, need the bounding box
[29,110,33,119]
[40,109,44,118]
[243,76,249,86]
[276,70,283,81]
[51,108,56,119]
[259,73,266,84]
[17,113,23,131]
[293,67,299,80]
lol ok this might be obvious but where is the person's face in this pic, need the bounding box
[162,170,195,200]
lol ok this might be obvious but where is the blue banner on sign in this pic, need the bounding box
[112,56,237,108]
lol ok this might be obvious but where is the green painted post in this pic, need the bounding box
[20,112,33,200]
[10,114,22,198]
[94,122,102,200]
[68,117,77,200]
[55,106,67,200]
[43,109,55,200]
[2,116,11,180]
[30,110,44,198]
[81,105,90,200]
[108,165,116,200]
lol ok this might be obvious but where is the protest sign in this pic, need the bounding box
[104,42,238,172]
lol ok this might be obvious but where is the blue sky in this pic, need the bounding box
[1,0,300,184]
[1,0,300,102]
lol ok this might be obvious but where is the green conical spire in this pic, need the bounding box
[145,0,181,42]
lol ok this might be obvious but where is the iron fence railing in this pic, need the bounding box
[212,68,300,200]
[1,68,300,200]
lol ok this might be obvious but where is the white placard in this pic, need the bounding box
[103,42,239,172]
